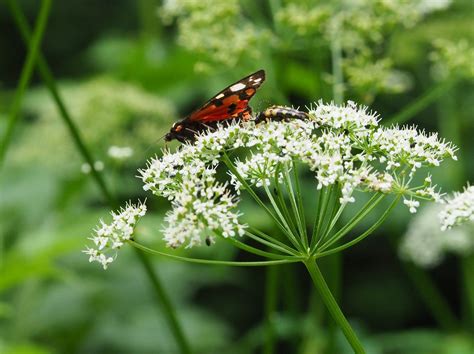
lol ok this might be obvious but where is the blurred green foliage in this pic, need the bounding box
[0,0,473,353]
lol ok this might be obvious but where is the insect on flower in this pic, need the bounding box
[255,105,309,124]
[165,69,266,143]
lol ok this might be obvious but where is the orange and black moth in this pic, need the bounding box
[165,70,265,143]
[165,69,309,143]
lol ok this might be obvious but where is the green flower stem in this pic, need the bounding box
[312,185,335,249]
[134,249,192,354]
[274,165,299,237]
[402,260,459,332]
[244,230,299,256]
[330,19,344,105]
[7,4,192,352]
[316,195,400,258]
[263,184,305,251]
[291,162,309,245]
[0,0,51,168]
[304,259,365,354]
[7,0,115,206]
[385,79,455,125]
[130,241,302,266]
[283,163,308,248]
[264,265,278,354]
[461,254,474,331]
[222,153,300,247]
[319,191,346,244]
[223,236,297,260]
[247,227,299,256]
[311,185,332,249]
[318,193,385,252]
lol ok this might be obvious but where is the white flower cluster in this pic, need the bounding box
[400,204,474,267]
[158,0,268,69]
[83,201,147,269]
[139,101,456,248]
[439,185,474,231]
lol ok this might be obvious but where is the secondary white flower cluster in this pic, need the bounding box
[139,101,456,248]
[400,204,474,267]
[83,201,147,269]
[439,185,474,231]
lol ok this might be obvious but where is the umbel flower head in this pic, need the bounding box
[138,101,456,249]
[84,201,146,269]
[85,100,457,268]
[400,203,474,268]
[439,185,474,231]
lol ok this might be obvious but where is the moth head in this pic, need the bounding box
[164,123,184,142]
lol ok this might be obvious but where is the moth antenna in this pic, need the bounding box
[143,132,167,156]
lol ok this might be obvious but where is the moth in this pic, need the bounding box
[165,69,266,143]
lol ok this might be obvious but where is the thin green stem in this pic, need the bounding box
[312,185,334,250]
[263,184,304,251]
[274,165,299,237]
[385,80,455,125]
[316,196,399,258]
[304,259,365,354]
[330,19,344,104]
[0,0,51,168]
[222,153,297,244]
[320,190,346,245]
[134,249,192,354]
[461,254,474,331]
[223,236,296,260]
[264,265,278,354]
[283,162,308,248]
[247,227,299,256]
[244,230,299,256]
[7,0,115,206]
[311,186,326,248]
[8,4,191,351]
[130,241,301,266]
[318,193,385,253]
[401,260,459,332]
[291,162,308,243]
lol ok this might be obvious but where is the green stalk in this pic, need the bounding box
[7,3,192,352]
[244,230,299,256]
[264,265,279,354]
[461,254,474,331]
[130,241,301,266]
[385,80,455,125]
[0,0,51,168]
[401,260,459,332]
[134,249,192,354]
[223,236,296,260]
[304,259,365,353]
[330,18,344,105]
[316,195,398,258]
[283,162,308,248]
[318,193,385,252]
[312,185,334,249]
[247,227,299,256]
[274,165,299,237]
[264,184,304,251]
[222,153,300,245]
[7,0,114,206]
[292,163,309,247]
